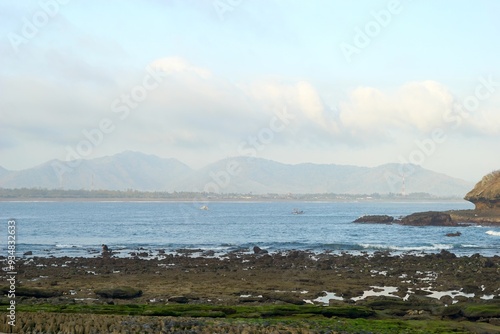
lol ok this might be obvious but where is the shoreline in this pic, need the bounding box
[4,250,499,305]
[0,197,469,203]
[12,239,500,259]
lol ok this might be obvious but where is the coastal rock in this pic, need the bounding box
[253,246,268,255]
[262,293,306,305]
[353,215,394,224]
[400,211,456,226]
[202,250,216,256]
[239,296,263,303]
[464,170,500,209]
[0,286,62,298]
[95,286,142,299]
[168,295,189,303]
[435,249,456,259]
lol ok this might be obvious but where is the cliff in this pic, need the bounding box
[464,170,500,210]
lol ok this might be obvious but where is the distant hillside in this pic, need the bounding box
[174,157,472,196]
[0,166,7,177]
[0,152,473,196]
[0,151,192,191]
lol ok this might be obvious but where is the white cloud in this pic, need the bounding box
[338,80,457,139]
[150,57,211,79]
[454,92,500,136]
[244,79,341,139]
[1,54,499,181]
[398,80,455,131]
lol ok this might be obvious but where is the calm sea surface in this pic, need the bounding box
[1,200,499,257]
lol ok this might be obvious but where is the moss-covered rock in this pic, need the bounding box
[261,293,306,305]
[94,286,142,299]
[321,306,375,318]
[462,304,500,318]
[0,286,62,298]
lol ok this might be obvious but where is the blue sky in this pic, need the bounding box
[1,0,499,182]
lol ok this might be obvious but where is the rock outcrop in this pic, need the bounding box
[353,215,394,224]
[95,286,142,299]
[464,170,500,209]
[253,246,268,255]
[399,212,456,226]
[353,213,458,226]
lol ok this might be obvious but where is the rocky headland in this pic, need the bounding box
[355,170,500,227]
[464,170,500,210]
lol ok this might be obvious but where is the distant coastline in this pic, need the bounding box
[0,187,465,202]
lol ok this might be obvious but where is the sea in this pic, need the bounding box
[1,200,499,258]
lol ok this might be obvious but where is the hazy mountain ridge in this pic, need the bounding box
[186,157,471,196]
[0,151,473,196]
[0,152,192,191]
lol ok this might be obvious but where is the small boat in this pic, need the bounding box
[292,208,304,215]
[200,205,209,210]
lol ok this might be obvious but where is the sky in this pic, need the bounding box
[1,0,499,182]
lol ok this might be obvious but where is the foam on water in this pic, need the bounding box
[359,243,453,252]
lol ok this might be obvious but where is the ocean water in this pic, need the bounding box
[1,200,499,258]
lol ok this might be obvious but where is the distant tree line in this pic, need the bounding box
[0,188,461,201]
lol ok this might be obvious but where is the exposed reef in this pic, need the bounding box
[1,251,499,333]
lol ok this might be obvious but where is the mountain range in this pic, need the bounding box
[0,151,473,196]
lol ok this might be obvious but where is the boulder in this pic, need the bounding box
[400,211,456,226]
[436,249,456,259]
[353,215,394,224]
[202,250,215,256]
[253,246,268,254]
[464,170,500,209]
[168,295,189,303]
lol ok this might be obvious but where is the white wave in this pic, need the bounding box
[54,244,80,248]
[360,243,453,251]
[486,230,500,236]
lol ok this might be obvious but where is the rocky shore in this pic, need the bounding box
[1,250,499,333]
[353,209,500,226]
[354,170,500,227]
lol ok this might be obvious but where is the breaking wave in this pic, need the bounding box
[359,243,453,252]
